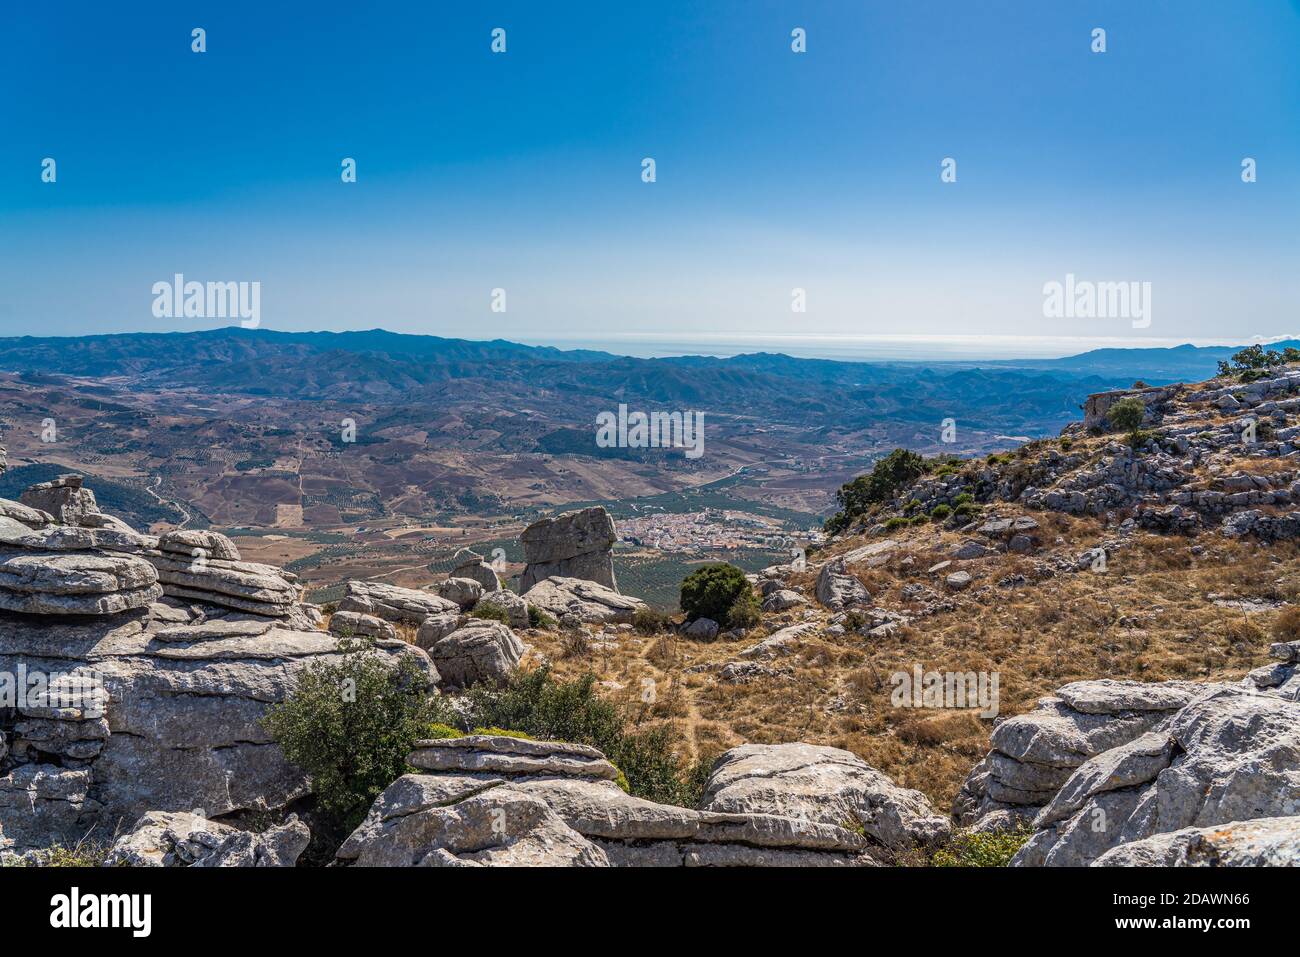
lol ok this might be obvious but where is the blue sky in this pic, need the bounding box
[1,1,1297,357]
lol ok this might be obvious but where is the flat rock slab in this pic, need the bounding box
[409,735,618,780]
[338,580,458,625]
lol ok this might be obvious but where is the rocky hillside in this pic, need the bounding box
[3,361,1299,866]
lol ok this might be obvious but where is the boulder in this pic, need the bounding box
[519,507,618,591]
[157,529,241,562]
[414,611,463,650]
[1092,816,1300,867]
[328,610,398,641]
[1011,686,1300,866]
[451,556,501,591]
[426,620,525,687]
[337,580,457,625]
[20,475,100,527]
[683,617,720,640]
[0,550,163,615]
[761,588,806,612]
[699,743,951,851]
[408,735,619,781]
[814,558,870,611]
[437,577,483,610]
[522,576,646,626]
[472,588,530,629]
[143,550,299,617]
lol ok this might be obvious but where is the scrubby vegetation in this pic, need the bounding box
[430,666,711,807]
[680,563,755,628]
[1216,344,1300,382]
[470,602,512,624]
[825,448,927,534]
[263,638,436,833]
[931,826,1033,867]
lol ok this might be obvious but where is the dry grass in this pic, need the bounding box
[524,521,1289,813]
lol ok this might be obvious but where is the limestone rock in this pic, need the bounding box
[328,610,398,641]
[473,588,530,629]
[1093,815,1300,867]
[519,507,618,591]
[158,530,241,562]
[408,735,619,780]
[683,617,720,640]
[105,810,309,867]
[20,475,100,527]
[522,576,645,625]
[761,588,806,612]
[814,557,870,611]
[414,611,463,649]
[337,580,457,625]
[437,577,483,610]
[0,549,163,615]
[427,620,525,687]
[451,555,501,591]
[699,743,951,851]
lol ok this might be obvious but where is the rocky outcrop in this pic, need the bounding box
[0,549,162,615]
[1011,685,1300,866]
[814,557,870,611]
[425,620,525,688]
[143,547,299,618]
[0,603,435,854]
[20,475,108,528]
[700,743,951,851]
[105,809,310,867]
[519,507,618,592]
[1092,815,1300,867]
[338,736,880,867]
[471,588,530,629]
[337,580,458,625]
[522,576,646,626]
[451,554,501,591]
[954,679,1212,828]
[437,577,483,610]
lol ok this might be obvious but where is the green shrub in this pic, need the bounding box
[470,602,511,624]
[527,604,556,629]
[952,493,974,506]
[824,448,928,533]
[884,516,908,530]
[953,502,978,520]
[439,667,695,805]
[1058,438,1072,451]
[930,504,952,521]
[1107,397,1146,434]
[263,638,436,832]
[909,514,928,525]
[932,827,1033,867]
[680,563,752,624]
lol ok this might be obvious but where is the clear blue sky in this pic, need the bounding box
[2,1,1297,356]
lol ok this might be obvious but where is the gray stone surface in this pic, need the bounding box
[519,507,618,591]
[522,576,645,625]
[426,620,525,687]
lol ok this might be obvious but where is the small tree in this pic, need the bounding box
[263,638,436,831]
[1107,396,1145,434]
[825,448,928,533]
[680,563,753,625]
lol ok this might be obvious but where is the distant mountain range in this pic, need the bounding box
[0,327,1281,434]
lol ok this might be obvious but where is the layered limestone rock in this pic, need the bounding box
[450,554,501,591]
[1011,685,1300,866]
[328,610,397,641]
[337,580,458,625]
[0,601,436,854]
[522,576,645,626]
[425,620,525,687]
[437,577,483,610]
[0,549,162,615]
[471,588,529,629]
[953,679,1214,828]
[143,547,299,618]
[519,507,618,591]
[20,475,109,528]
[1092,815,1300,867]
[338,736,878,867]
[699,743,951,851]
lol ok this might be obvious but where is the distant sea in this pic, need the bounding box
[516,333,1256,363]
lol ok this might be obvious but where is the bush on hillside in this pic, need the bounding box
[824,449,928,534]
[680,563,753,626]
[263,638,436,832]
[433,667,705,806]
[1107,396,1146,434]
